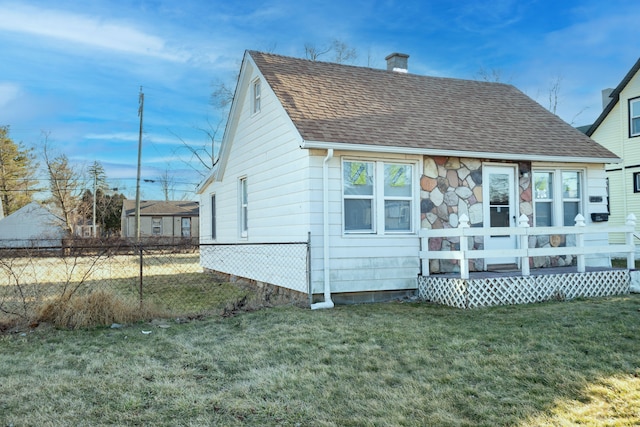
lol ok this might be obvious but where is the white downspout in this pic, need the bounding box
[311,148,335,309]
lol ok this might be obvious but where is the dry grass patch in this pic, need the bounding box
[36,290,158,329]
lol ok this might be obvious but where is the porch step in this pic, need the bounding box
[486,263,519,273]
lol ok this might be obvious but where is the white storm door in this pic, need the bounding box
[483,165,517,267]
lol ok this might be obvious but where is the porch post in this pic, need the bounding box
[459,214,470,280]
[421,232,430,277]
[575,214,586,273]
[518,214,530,276]
[626,213,636,269]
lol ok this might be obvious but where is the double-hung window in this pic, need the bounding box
[630,98,640,137]
[533,170,583,226]
[239,178,248,238]
[343,160,414,234]
[152,217,162,235]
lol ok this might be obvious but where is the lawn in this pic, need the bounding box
[1,295,639,426]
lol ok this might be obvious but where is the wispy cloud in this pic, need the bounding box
[0,3,188,61]
[0,82,20,108]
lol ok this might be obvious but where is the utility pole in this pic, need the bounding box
[135,86,144,242]
[92,170,97,237]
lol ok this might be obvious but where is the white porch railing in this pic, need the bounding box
[419,213,637,280]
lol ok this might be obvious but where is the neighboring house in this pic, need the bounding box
[0,202,66,247]
[121,200,199,243]
[197,50,620,305]
[586,57,640,243]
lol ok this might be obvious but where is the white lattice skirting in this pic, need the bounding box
[417,270,630,308]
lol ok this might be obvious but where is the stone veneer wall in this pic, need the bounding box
[419,156,567,274]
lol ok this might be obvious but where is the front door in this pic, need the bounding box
[483,165,517,268]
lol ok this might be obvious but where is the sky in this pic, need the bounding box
[1,0,639,201]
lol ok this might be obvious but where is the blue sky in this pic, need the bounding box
[1,0,639,201]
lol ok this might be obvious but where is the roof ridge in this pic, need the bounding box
[248,50,512,88]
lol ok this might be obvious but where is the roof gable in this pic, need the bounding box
[587,57,640,136]
[249,51,618,163]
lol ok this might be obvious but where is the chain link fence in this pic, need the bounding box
[0,239,308,331]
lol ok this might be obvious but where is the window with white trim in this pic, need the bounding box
[630,98,640,137]
[533,170,583,226]
[239,177,248,238]
[252,79,261,114]
[343,160,414,234]
[152,217,162,235]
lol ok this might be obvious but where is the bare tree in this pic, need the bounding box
[304,42,333,61]
[43,134,82,234]
[475,67,505,83]
[331,39,357,64]
[304,39,358,64]
[547,75,562,115]
[157,168,176,201]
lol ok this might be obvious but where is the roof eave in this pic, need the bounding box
[587,57,640,136]
[300,140,621,164]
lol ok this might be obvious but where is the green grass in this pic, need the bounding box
[1,295,639,426]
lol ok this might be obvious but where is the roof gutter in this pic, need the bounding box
[310,148,335,310]
[300,140,621,164]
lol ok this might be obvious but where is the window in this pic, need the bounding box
[211,194,217,239]
[239,178,248,238]
[534,172,553,226]
[344,161,374,231]
[633,173,640,193]
[630,98,640,137]
[152,217,162,235]
[343,160,414,234]
[533,170,583,226]
[252,79,261,114]
[181,218,191,237]
[562,171,581,226]
[384,164,412,231]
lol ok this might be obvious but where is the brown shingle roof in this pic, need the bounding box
[249,51,618,162]
[122,200,199,217]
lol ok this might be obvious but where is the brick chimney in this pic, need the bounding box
[385,53,409,73]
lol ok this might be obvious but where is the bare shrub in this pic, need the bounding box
[36,290,158,329]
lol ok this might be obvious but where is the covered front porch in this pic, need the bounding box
[418,213,636,308]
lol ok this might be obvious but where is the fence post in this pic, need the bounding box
[518,214,530,276]
[459,214,470,280]
[575,214,585,273]
[626,213,636,269]
[138,244,144,310]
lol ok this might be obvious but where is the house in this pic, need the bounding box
[0,202,66,247]
[197,50,620,307]
[586,57,640,243]
[121,200,199,243]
